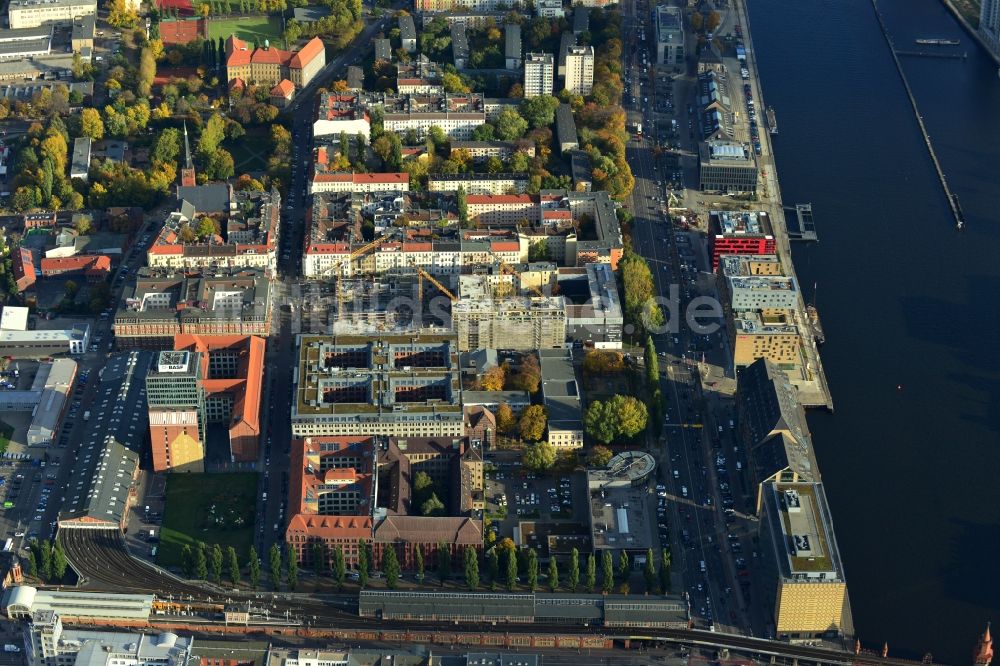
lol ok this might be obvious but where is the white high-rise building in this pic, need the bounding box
[523,52,554,97]
[563,44,594,95]
[980,0,1000,59]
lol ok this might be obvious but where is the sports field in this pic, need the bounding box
[156,472,258,570]
[206,16,283,44]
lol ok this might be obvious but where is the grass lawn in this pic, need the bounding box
[226,134,267,172]
[157,472,258,570]
[206,16,283,45]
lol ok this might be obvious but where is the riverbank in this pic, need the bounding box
[938,0,1000,64]
[731,0,835,411]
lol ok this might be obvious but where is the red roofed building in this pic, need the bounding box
[270,79,295,107]
[225,35,325,89]
[40,255,111,282]
[12,248,36,292]
[147,334,266,473]
[310,170,409,195]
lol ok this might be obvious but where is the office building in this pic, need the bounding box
[980,0,1000,60]
[720,271,799,312]
[114,269,273,349]
[707,210,776,269]
[698,140,757,193]
[759,481,849,640]
[523,52,553,97]
[0,306,89,357]
[563,44,594,95]
[7,0,96,30]
[655,5,684,66]
[698,140,758,193]
[224,35,325,89]
[147,335,265,473]
[453,274,567,352]
[560,262,624,349]
[291,334,465,438]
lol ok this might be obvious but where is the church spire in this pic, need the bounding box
[975,623,993,666]
[180,121,196,187]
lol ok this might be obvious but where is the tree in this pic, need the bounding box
[507,353,541,392]
[357,539,370,588]
[519,95,560,129]
[268,543,281,589]
[584,400,615,445]
[689,11,703,32]
[74,215,93,236]
[644,548,657,593]
[587,445,614,468]
[494,108,528,140]
[659,549,671,593]
[497,402,517,434]
[152,128,181,165]
[644,335,660,387]
[480,365,505,391]
[437,542,451,585]
[601,550,614,593]
[486,548,499,591]
[442,71,470,93]
[195,543,208,580]
[583,350,625,376]
[383,547,401,589]
[227,546,241,586]
[547,555,559,592]
[522,440,557,472]
[518,405,547,442]
[471,124,495,141]
[210,544,224,584]
[197,113,226,160]
[608,394,648,438]
[52,541,67,581]
[567,547,580,592]
[195,216,217,239]
[457,185,469,227]
[108,0,139,27]
[421,492,445,516]
[286,551,298,590]
[138,47,157,97]
[329,545,345,588]
[248,546,261,589]
[464,546,479,591]
[312,541,326,576]
[617,550,630,580]
[25,548,37,578]
[505,547,518,591]
[181,544,194,577]
[80,108,104,140]
[525,548,538,592]
[706,10,722,32]
[414,544,425,584]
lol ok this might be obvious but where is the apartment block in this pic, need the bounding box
[312,91,371,139]
[427,172,529,195]
[379,92,487,140]
[563,44,594,95]
[523,52,554,97]
[147,186,280,274]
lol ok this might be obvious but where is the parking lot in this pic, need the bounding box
[483,463,590,544]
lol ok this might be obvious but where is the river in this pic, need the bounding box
[745,0,1000,661]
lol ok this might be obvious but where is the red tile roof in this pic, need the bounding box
[39,255,111,276]
[290,37,325,69]
[286,514,373,540]
[225,35,252,67]
[251,45,292,66]
[270,79,295,98]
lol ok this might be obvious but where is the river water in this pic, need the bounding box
[746,0,1000,661]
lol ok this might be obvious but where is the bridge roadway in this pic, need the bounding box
[57,531,940,666]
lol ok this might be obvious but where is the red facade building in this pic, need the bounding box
[708,210,775,270]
